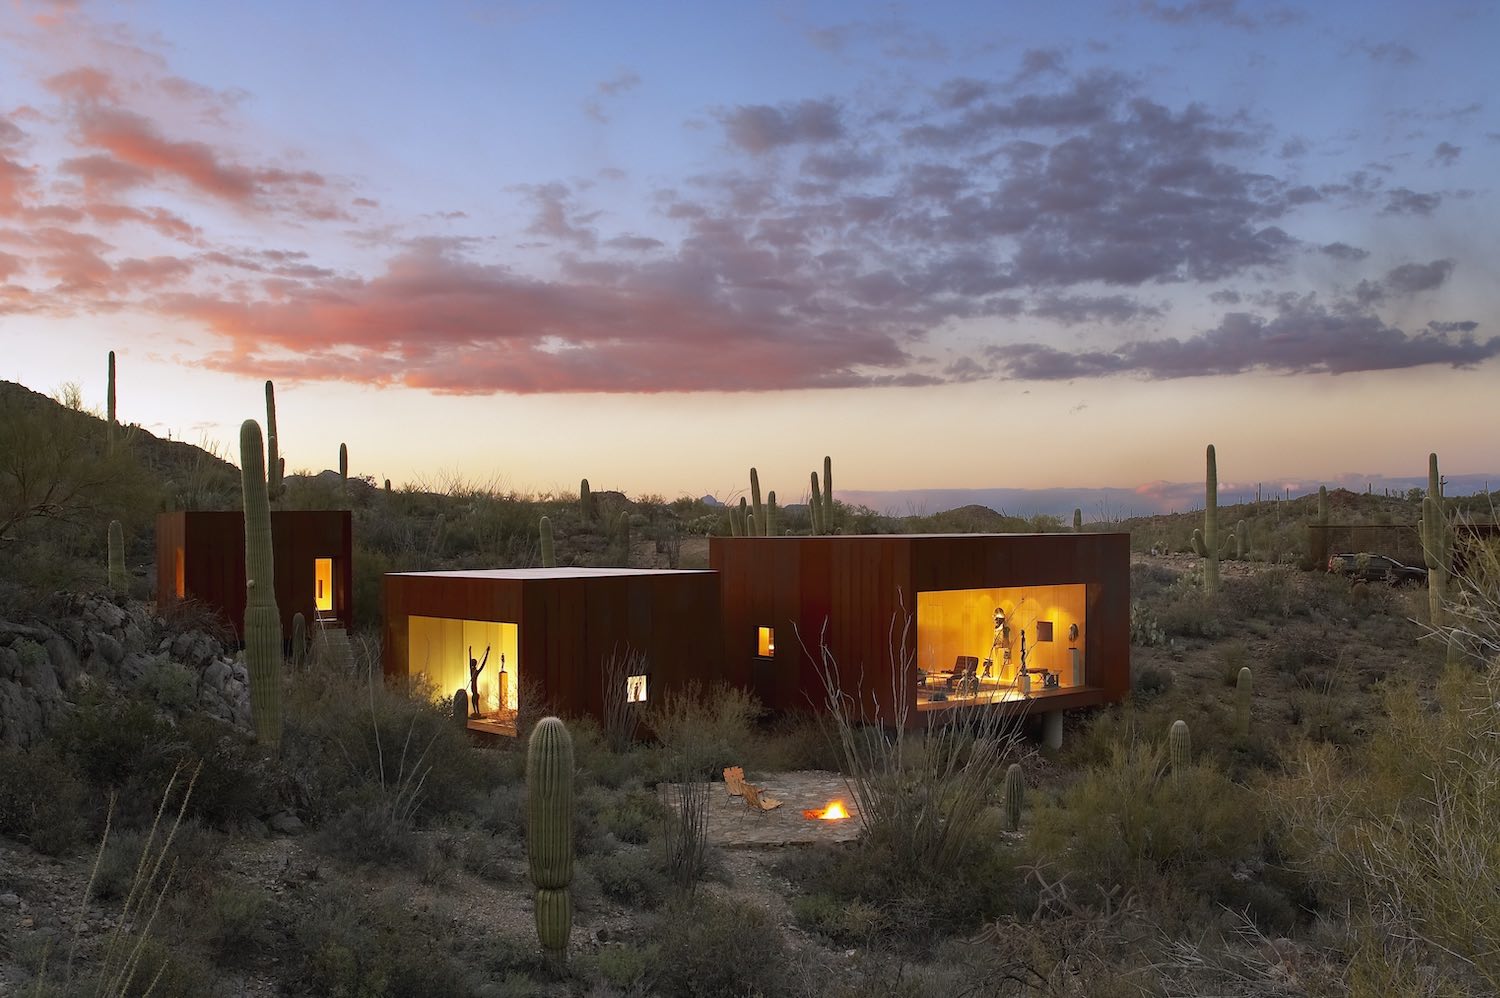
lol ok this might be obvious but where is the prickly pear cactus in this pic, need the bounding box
[528,717,575,960]
[1169,719,1190,778]
[107,519,125,593]
[240,419,283,749]
[540,515,556,568]
[1235,667,1252,737]
[1002,763,1024,831]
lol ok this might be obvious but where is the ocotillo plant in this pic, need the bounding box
[291,612,307,667]
[338,442,348,481]
[527,717,575,962]
[1073,508,1082,532]
[106,350,117,452]
[107,520,125,593]
[1189,445,1221,596]
[265,381,283,501]
[539,515,556,568]
[1002,763,1024,831]
[1168,719,1190,779]
[240,419,283,749]
[1235,667,1252,737]
[579,479,593,523]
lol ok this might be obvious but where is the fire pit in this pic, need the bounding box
[802,799,850,820]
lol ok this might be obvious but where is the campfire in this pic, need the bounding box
[802,799,850,821]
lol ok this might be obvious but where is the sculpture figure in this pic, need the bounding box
[468,645,490,719]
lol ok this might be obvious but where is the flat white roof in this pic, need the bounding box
[388,567,715,580]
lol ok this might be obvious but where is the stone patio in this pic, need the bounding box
[658,769,864,848]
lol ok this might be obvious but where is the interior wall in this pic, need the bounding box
[916,584,1087,683]
[408,615,520,714]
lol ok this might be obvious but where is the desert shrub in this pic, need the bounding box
[597,787,665,845]
[1221,567,1299,620]
[791,892,888,945]
[0,744,89,854]
[477,783,527,845]
[1131,663,1173,697]
[282,664,496,828]
[1157,592,1226,639]
[1130,561,1181,600]
[588,942,658,991]
[312,785,427,868]
[643,681,762,777]
[198,881,272,960]
[132,653,197,713]
[589,847,670,909]
[292,889,477,997]
[1273,665,1500,994]
[650,895,788,997]
[1027,742,1265,912]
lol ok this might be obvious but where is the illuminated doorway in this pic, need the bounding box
[314,558,334,614]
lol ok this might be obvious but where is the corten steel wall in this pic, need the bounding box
[381,569,723,723]
[711,533,1131,725]
[155,510,353,638]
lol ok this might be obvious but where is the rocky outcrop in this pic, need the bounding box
[0,592,251,748]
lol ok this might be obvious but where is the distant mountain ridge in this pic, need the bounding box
[839,473,1496,520]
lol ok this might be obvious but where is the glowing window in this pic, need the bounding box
[314,558,334,612]
[174,547,185,599]
[626,675,648,703]
[756,626,775,657]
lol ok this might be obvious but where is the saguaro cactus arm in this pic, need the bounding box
[240,419,283,749]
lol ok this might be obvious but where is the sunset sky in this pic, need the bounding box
[2,0,1494,507]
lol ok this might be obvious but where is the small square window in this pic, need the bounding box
[626,675,648,703]
[756,626,775,657]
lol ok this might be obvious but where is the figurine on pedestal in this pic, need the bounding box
[468,645,490,719]
[497,653,508,713]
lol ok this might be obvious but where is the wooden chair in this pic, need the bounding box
[741,782,782,813]
[723,766,747,798]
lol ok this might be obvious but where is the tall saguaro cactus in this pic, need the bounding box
[539,515,556,568]
[291,612,307,667]
[107,520,126,593]
[338,442,348,481]
[579,479,592,523]
[528,717,575,962]
[750,468,764,534]
[106,350,117,452]
[766,490,777,536]
[1421,453,1449,626]
[1189,445,1221,596]
[1073,508,1083,532]
[809,471,825,534]
[240,419,283,749]
[265,381,283,501]
[822,455,833,533]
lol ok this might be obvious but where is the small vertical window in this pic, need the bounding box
[756,626,775,657]
[626,675,648,703]
[174,547,185,599]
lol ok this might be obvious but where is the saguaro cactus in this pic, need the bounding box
[1169,719,1191,779]
[766,490,777,536]
[616,511,631,567]
[539,515,556,568]
[1235,519,1246,561]
[1002,763,1024,831]
[527,717,575,961]
[291,612,307,667]
[1422,495,1449,625]
[453,689,469,729]
[1189,445,1221,596]
[106,350,117,452]
[750,468,764,535]
[1317,485,1329,526]
[822,455,833,532]
[809,472,825,534]
[1235,667,1252,737]
[265,381,282,501]
[579,479,592,523]
[1073,508,1083,532]
[240,419,283,749]
[338,442,348,481]
[107,520,125,593]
